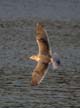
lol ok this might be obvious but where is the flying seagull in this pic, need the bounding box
[29,22,61,86]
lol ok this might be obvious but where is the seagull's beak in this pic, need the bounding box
[29,56,32,59]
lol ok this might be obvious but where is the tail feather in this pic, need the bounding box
[51,52,61,70]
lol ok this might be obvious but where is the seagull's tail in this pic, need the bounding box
[51,52,61,70]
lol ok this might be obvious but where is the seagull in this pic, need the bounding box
[29,22,61,86]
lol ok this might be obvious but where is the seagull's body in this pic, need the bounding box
[29,23,61,86]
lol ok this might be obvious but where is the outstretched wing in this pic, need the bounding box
[36,23,50,55]
[31,61,49,86]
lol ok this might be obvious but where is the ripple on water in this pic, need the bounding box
[0,19,80,107]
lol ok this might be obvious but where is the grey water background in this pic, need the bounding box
[0,0,80,20]
[0,0,80,108]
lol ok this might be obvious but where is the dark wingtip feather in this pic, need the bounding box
[31,79,38,86]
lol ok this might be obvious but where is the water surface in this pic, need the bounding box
[0,0,80,20]
[0,19,80,107]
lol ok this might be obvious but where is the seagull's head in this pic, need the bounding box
[29,55,40,62]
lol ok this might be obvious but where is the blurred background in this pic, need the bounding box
[0,0,80,20]
[0,0,80,108]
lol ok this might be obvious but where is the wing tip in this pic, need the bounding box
[31,72,40,86]
[31,79,38,86]
[36,22,44,27]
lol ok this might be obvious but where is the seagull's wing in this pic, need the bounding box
[31,61,49,86]
[36,23,50,55]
